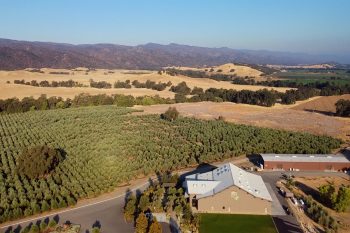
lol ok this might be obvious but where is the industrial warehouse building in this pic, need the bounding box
[260,153,350,171]
[183,163,272,215]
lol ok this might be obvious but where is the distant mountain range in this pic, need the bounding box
[0,38,347,70]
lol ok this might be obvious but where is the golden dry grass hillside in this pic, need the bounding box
[0,68,291,99]
[292,94,350,114]
[172,63,266,79]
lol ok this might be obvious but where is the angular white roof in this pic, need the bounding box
[261,154,350,163]
[184,163,272,201]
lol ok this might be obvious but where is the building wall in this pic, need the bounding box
[196,186,271,215]
[263,161,350,171]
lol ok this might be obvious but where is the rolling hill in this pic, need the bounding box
[0,38,337,70]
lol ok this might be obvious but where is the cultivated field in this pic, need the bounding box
[0,105,340,223]
[0,68,291,100]
[134,101,350,141]
[292,94,350,114]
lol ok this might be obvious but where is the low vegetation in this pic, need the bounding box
[0,105,341,222]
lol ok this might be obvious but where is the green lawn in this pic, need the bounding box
[199,214,277,233]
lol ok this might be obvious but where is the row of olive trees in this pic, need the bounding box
[0,105,341,223]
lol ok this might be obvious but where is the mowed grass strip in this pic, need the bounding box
[199,214,277,233]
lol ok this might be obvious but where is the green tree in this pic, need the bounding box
[138,195,150,212]
[161,107,179,121]
[40,221,47,231]
[148,218,162,233]
[17,145,64,179]
[135,213,148,233]
[334,186,350,212]
[174,93,187,103]
[20,226,30,233]
[91,227,101,233]
[124,195,136,222]
[48,219,57,228]
[56,101,66,109]
[335,99,350,117]
[29,224,39,233]
[41,200,50,212]
[319,184,336,206]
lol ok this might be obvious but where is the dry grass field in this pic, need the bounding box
[0,68,290,99]
[172,63,267,79]
[133,101,350,141]
[292,94,350,114]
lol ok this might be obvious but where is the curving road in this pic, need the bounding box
[2,162,347,233]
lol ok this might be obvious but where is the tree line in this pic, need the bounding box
[132,80,172,91]
[0,94,175,114]
[13,79,84,88]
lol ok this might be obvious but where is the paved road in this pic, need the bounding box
[260,172,303,233]
[1,183,149,233]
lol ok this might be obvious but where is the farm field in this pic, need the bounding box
[292,94,350,114]
[274,69,350,85]
[199,213,277,233]
[0,105,341,223]
[134,101,350,141]
[0,68,291,100]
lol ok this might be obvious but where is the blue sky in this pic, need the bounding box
[1,0,349,55]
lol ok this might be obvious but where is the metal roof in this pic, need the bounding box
[184,163,272,201]
[261,154,350,163]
